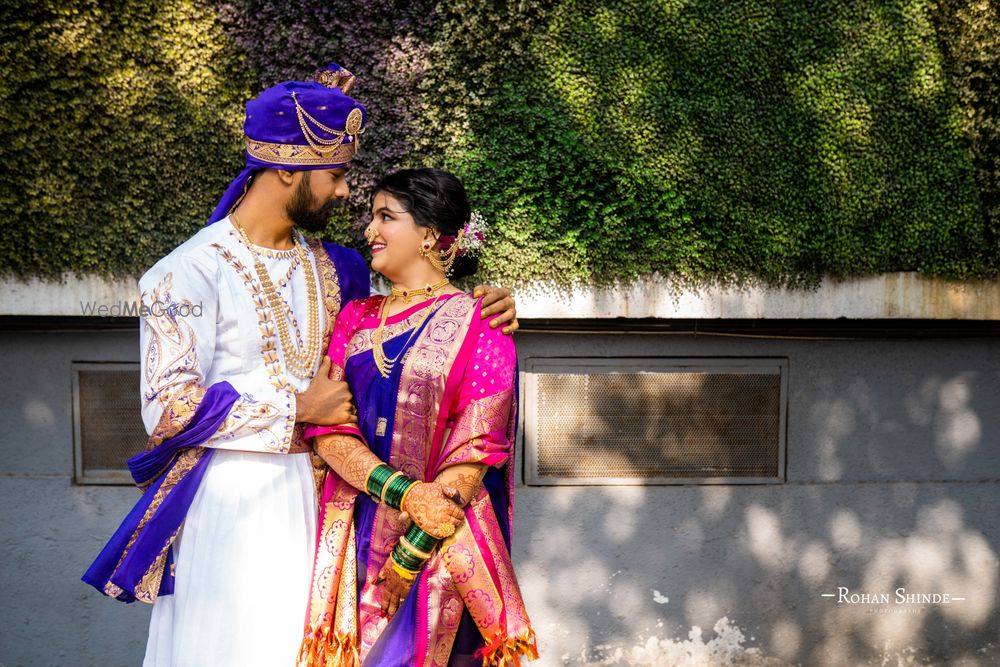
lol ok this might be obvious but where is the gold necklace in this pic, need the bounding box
[231,212,321,379]
[391,278,450,304]
[372,286,450,378]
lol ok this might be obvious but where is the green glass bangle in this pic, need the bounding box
[405,529,439,553]
[383,476,402,506]
[384,476,416,510]
[396,542,428,564]
[404,524,442,553]
[391,544,425,570]
[369,463,393,484]
[390,557,421,576]
[390,553,421,574]
[393,551,424,570]
[366,464,394,498]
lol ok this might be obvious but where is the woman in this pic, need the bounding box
[298,169,538,666]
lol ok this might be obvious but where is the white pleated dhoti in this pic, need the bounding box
[143,450,317,667]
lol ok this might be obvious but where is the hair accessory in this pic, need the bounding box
[438,210,487,258]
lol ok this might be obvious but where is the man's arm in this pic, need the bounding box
[140,252,303,454]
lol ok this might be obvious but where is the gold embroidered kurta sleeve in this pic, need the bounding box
[139,251,298,454]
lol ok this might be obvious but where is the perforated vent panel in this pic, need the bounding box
[524,359,786,484]
[74,365,147,484]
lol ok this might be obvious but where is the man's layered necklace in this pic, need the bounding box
[232,212,321,379]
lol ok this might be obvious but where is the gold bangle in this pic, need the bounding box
[380,471,405,504]
[399,480,419,513]
[399,535,432,560]
[391,562,418,581]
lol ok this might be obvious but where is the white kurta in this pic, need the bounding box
[137,218,333,667]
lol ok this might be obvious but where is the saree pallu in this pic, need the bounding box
[300,293,537,667]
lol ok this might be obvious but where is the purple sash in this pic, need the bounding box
[82,381,239,603]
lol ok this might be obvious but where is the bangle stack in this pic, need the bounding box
[390,523,443,581]
[366,464,446,580]
[365,463,418,510]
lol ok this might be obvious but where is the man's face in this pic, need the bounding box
[285,167,351,232]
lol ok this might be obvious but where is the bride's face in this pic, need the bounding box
[366,192,437,279]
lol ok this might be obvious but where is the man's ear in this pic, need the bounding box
[276,169,296,186]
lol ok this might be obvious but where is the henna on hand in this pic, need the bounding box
[451,470,483,504]
[314,433,383,491]
[434,462,488,506]
[401,481,465,538]
[374,554,414,617]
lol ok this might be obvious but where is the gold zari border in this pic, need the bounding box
[246,136,357,166]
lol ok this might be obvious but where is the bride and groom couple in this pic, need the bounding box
[83,63,538,667]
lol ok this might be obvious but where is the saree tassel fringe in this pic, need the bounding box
[474,628,539,666]
[297,625,360,667]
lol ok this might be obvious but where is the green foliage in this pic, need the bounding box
[0,0,996,286]
[418,0,996,286]
[0,0,254,280]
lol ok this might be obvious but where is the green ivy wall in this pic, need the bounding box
[1,0,997,287]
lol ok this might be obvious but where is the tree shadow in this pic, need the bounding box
[513,332,999,665]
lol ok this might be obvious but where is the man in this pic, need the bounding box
[83,64,517,666]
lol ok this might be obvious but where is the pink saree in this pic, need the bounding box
[298,292,537,667]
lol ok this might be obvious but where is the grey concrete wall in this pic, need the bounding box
[1,327,998,666]
[0,330,150,667]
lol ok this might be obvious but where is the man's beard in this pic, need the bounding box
[286,173,346,232]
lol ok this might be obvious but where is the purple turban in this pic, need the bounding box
[206,63,368,225]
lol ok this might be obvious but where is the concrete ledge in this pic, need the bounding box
[0,274,139,317]
[1,272,998,319]
[516,272,1000,320]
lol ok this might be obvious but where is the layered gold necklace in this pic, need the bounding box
[232,212,321,379]
[372,280,451,378]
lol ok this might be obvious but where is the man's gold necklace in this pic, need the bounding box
[231,212,321,379]
[373,280,451,378]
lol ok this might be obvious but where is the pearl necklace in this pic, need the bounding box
[231,212,321,379]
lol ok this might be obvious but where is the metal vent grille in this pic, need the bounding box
[73,364,147,484]
[524,358,786,485]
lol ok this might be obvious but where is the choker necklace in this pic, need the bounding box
[391,278,450,304]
